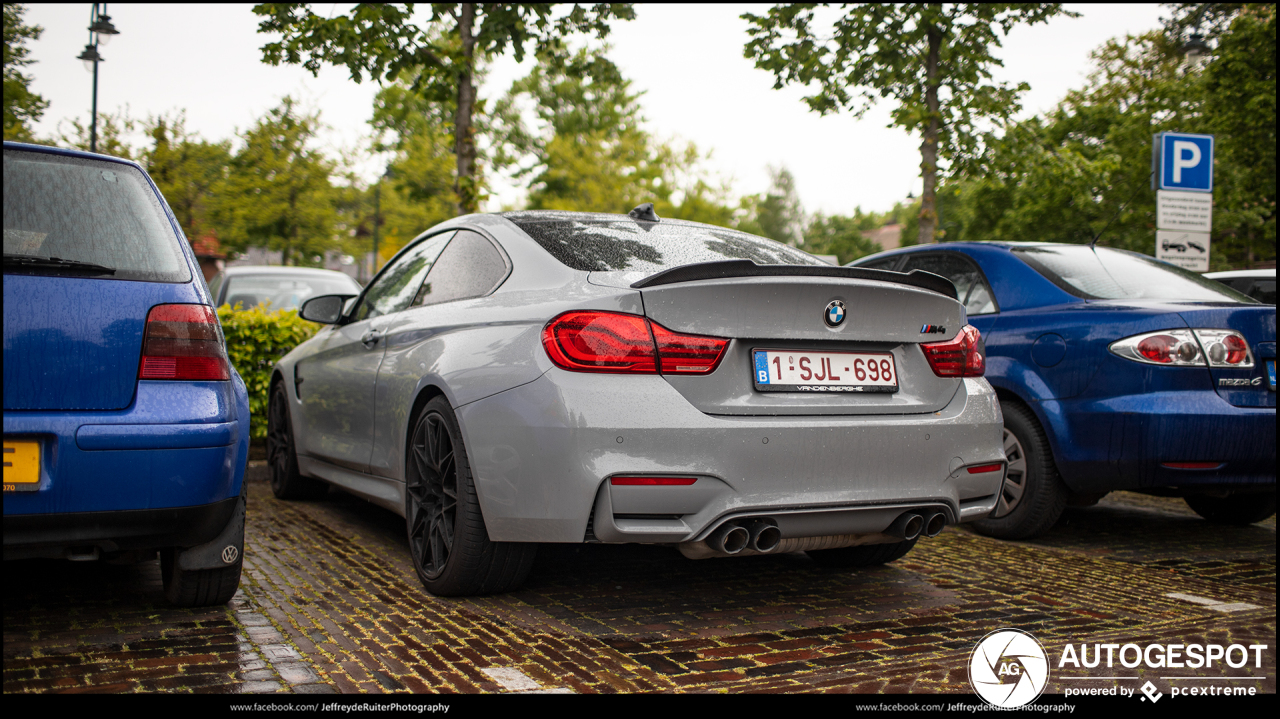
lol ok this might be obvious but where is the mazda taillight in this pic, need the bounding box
[1109,329,1254,368]
[542,311,728,375]
[921,325,985,377]
[138,304,231,381]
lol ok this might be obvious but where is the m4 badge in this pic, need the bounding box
[921,324,946,334]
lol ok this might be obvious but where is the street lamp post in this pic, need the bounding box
[75,4,119,153]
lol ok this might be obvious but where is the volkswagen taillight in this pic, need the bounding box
[542,311,728,375]
[138,304,231,381]
[921,325,985,377]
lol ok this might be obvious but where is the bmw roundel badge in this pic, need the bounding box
[824,300,846,327]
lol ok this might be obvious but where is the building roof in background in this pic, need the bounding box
[190,232,225,259]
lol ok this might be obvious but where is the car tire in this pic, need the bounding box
[405,396,536,597]
[971,400,1067,540]
[161,548,242,607]
[1184,493,1277,525]
[807,537,919,568]
[267,381,327,500]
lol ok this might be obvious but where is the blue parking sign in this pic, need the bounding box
[1157,132,1214,192]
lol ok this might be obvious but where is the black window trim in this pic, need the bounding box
[899,250,1001,315]
[344,226,513,323]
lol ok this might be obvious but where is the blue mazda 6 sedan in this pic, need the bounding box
[3,142,250,606]
[850,242,1276,538]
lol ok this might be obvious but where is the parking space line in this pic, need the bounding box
[480,667,571,693]
[1165,592,1263,612]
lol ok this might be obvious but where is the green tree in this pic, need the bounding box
[736,166,806,245]
[743,3,1074,245]
[214,98,337,265]
[56,108,137,159]
[804,213,884,264]
[253,2,636,214]
[1201,4,1275,266]
[141,112,232,242]
[2,3,48,142]
[939,13,1275,269]
[496,44,734,220]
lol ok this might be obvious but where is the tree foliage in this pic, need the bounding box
[743,3,1073,245]
[2,3,48,142]
[142,113,232,242]
[213,97,337,265]
[253,2,636,214]
[939,7,1275,269]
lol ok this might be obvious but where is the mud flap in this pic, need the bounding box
[177,485,246,571]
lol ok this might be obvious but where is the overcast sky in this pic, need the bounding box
[23,3,1169,215]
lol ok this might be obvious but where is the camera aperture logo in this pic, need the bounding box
[969,629,1051,708]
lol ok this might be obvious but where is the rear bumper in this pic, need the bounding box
[3,379,250,516]
[3,497,238,560]
[1040,390,1276,493]
[457,370,1005,543]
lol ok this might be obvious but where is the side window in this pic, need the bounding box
[900,252,998,315]
[354,231,455,321]
[860,256,903,271]
[207,272,224,303]
[415,231,508,307]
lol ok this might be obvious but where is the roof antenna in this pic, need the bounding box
[1092,170,1155,249]
[628,202,660,222]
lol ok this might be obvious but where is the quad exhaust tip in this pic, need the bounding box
[710,523,751,555]
[746,520,782,553]
[923,511,947,537]
[886,512,925,541]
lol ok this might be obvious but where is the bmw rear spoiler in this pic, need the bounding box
[630,259,958,300]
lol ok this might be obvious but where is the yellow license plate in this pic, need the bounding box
[3,440,41,492]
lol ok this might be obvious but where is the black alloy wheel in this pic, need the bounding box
[266,382,326,499]
[404,396,536,596]
[407,408,458,580]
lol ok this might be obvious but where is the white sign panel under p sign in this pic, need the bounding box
[1156,230,1210,272]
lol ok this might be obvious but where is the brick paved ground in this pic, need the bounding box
[4,467,1274,695]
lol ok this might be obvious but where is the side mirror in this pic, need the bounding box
[300,294,355,324]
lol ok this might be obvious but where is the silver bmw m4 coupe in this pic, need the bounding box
[267,207,1006,596]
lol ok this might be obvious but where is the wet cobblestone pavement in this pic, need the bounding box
[5,468,1274,695]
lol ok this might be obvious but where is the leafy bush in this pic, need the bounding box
[217,304,319,440]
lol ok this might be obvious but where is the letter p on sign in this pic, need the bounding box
[1159,133,1214,192]
[1172,141,1200,183]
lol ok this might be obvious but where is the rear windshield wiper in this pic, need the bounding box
[4,253,117,275]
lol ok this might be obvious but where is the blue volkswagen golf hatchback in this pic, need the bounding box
[851,242,1276,538]
[3,142,250,606]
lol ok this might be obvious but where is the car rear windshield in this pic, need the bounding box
[503,211,825,274]
[223,273,362,311]
[1012,245,1256,303]
[3,149,190,283]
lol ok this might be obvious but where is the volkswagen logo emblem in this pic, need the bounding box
[824,300,846,327]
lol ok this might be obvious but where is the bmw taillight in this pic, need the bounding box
[542,311,728,375]
[138,304,231,381]
[921,325,985,377]
[1109,329,1254,368]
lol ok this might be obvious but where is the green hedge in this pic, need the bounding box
[217,304,320,440]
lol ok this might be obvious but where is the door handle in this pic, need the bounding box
[361,329,383,348]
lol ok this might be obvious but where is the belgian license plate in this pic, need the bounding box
[753,349,898,393]
[3,439,41,492]
[1268,359,1276,391]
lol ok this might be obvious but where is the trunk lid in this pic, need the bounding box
[624,272,967,416]
[2,275,190,411]
[1176,304,1277,408]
